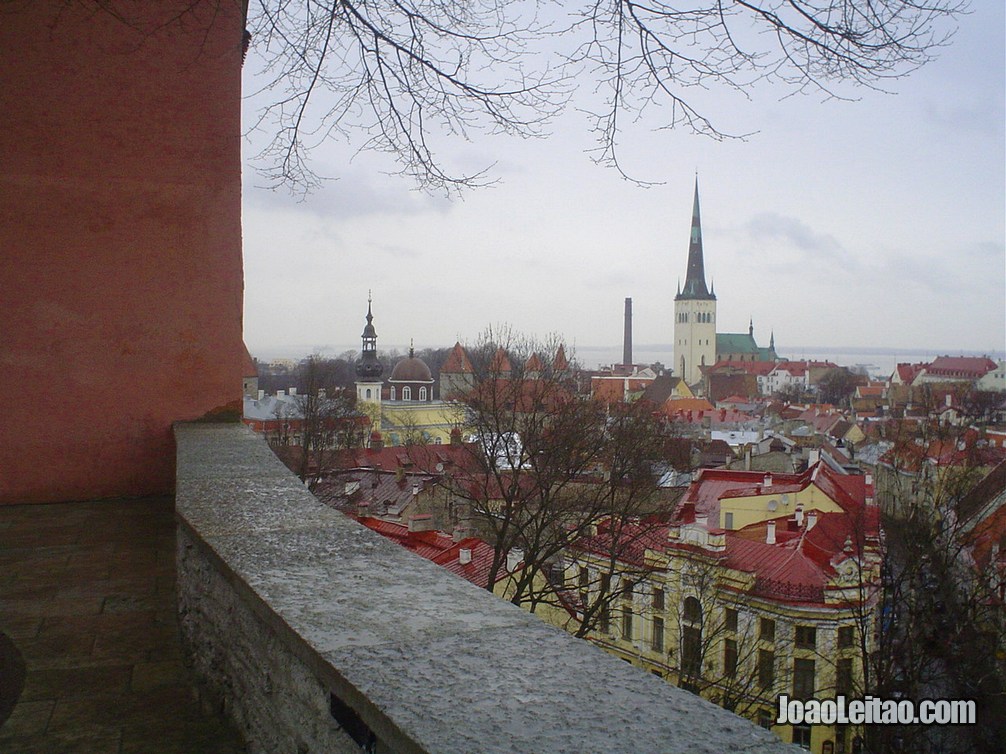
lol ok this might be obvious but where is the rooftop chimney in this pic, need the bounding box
[763,473,773,488]
[459,548,472,565]
[795,505,804,527]
[695,513,708,529]
[806,511,818,530]
[408,514,434,533]
[766,520,777,545]
[289,387,297,396]
[257,389,265,400]
[623,297,633,367]
[506,548,524,573]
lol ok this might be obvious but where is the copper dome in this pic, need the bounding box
[390,355,432,382]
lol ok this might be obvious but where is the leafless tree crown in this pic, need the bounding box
[243,0,964,191]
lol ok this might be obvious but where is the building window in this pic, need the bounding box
[622,607,633,641]
[434,437,442,444]
[652,617,664,653]
[681,626,701,677]
[795,625,816,650]
[683,596,702,624]
[793,658,816,700]
[652,587,665,612]
[757,709,774,729]
[365,388,372,399]
[403,386,411,401]
[792,723,812,749]
[725,608,738,633]
[579,566,589,590]
[760,617,775,642]
[836,657,853,697]
[599,574,611,632]
[758,649,775,690]
[419,386,427,401]
[724,511,734,530]
[390,386,396,400]
[724,638,738,677]
[838,626,855,648]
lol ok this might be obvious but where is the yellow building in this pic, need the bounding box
[353,299,465,447]
[553,463,881,754]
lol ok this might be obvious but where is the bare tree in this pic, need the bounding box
[837,448,1006,754]
[440,326,673,630]
[241,0,963,191]
[267,354,362,487]
[663,554,788,719]
[63,0,964,190]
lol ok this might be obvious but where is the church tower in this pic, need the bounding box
[354,294,384,427]
[673,178,717,386]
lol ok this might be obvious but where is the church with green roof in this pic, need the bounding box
[673,179,778,387]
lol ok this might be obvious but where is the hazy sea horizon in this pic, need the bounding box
[251,343,1005,379]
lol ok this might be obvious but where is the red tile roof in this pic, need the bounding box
[894,362,928,384]
[553,345,569,371]
[331,443,482,474]
[356,517,503,588]
[926,356,997,379]
[707,360,777,376]
[441,342,474,373]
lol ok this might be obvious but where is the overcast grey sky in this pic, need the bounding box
[241,1,1004,362]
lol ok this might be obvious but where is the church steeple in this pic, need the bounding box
[355,292,384,381]
[676,176,715,301]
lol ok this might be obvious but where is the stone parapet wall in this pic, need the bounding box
[175,423,799,754]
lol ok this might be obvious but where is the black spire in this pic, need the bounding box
[355,292,384,381]
[675,177,715,301]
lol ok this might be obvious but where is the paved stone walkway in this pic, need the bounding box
[0,498,245,753]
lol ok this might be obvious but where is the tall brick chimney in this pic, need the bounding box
[623,297,632,368]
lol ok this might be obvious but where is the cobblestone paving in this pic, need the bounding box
[0,498,245,753]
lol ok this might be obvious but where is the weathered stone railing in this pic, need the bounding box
[175,423,797,754]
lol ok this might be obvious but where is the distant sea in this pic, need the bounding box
[253,343,1004,380]
[574,345,1006,379]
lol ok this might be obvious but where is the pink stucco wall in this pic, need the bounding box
[0,1,245,503]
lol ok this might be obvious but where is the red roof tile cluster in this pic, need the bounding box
[706,360,777,376]
[442,342,474,373]
[926,356,997,379]
[665,404,754,426]
[570,462,879,605]
[894,362,928,384]
[356,517,503,588]
[331,443,482,474]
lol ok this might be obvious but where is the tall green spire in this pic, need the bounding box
[676,176,715,301]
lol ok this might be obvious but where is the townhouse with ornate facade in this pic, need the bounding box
[562,462,881,754]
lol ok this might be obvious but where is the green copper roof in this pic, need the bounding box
[716,333,760,354]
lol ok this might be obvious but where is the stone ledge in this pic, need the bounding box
[175,423,798,754]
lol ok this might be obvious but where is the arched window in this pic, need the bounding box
[390,386,396,401]
[683,596,702,624]
[419,387,427,401]
[681,597,703,684]
[365,388,371,399]
[403,386,411,401]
